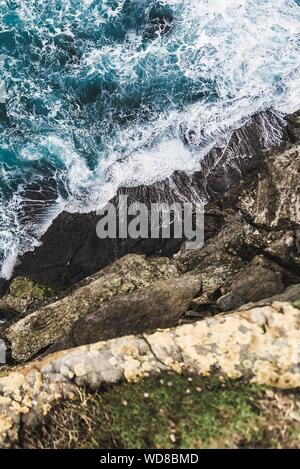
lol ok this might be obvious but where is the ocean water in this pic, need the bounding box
[0,0,300,278]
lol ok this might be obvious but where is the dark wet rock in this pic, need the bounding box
[13,110,290,288]
[0,309,19,341]
[0,309,17,323]
[0,278,8,298]
[286,113,300,143]
[13,210,184,288]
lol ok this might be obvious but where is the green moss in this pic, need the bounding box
[292,300,300,310]
[9,277,57,300]
[24,374,290,450]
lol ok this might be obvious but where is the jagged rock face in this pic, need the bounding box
[2,140,300,362]
[1,299,300,448]
[178,142,300,314]
[239,144,300,228]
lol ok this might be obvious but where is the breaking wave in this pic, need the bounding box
[1,0,300,277]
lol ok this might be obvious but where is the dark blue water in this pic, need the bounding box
[0,0,300,277]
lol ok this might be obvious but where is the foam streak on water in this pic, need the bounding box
[0,0,300,277]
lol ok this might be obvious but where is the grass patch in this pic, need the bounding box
[23,374,300,449]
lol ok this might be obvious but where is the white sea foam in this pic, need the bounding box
[66,0,300,210]
[1,0,300,277]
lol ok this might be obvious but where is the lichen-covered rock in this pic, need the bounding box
[4,254,181,362]
[79,253,183,287]
[1,300,300,448]
[217,256,285,311]
[0,277,58,315]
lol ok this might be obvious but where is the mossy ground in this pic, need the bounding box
[23,373,300,449]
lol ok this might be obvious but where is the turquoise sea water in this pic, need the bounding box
[1,0,300,277]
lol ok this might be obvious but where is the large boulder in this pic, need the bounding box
[50,272,202,352]
[217,256,285,311]
[3,254,184,362]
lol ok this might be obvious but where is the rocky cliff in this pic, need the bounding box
[0,112,299,448]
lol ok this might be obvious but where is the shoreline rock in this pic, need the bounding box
[10,109,290,288]
[176,141,300,314]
